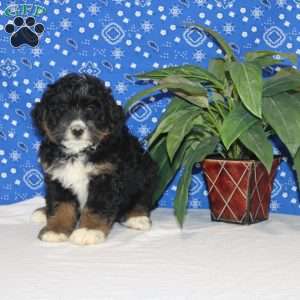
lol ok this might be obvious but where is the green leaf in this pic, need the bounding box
[124,85,166,112]
[170,132,207,181]
[271,68,300,78]
[166,113,203,162]
[137,65,223,90]
[174,162,194,228]
[185,136,219,165]
[239,123,273,172]
[171,136,200,172]
[159,75,207,96]
[149,131,210,206]
[176,94,209,108]
[161,96,192,119]
[149,136,176,205]
[159,76,209,108]
[171,126,215,171]
[174,137,219,227]
[220,103,258,150]
[262,93,300,156]
[208,58,226,83]
[148,106,198,147]
[209,91,225,103]
[263,73,300,96]
[250,57,284,69]
[147,97,194,147]
[229,62,263,118]
[245,51,297,65]
[189,24,235,61]
[293,148,300,190]
[125,75,209,112]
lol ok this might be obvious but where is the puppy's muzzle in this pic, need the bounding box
[70,120,86,138]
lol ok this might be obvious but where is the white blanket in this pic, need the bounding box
[1,197,300,300]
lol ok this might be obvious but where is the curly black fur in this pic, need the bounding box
[32,73,157,242]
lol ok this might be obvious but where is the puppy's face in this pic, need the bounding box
[32,74,124,153]
[41,95,109,153]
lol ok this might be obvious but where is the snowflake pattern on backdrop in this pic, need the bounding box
[0,0,300,215]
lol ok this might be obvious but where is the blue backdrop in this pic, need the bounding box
[0,0,300,215]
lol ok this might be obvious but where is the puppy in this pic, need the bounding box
[31,73,157,245]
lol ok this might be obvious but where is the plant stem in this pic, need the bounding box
[214,101,226,120]
[227,96,234,111]
[228,143,242,159]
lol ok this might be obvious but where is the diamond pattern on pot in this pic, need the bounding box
[249,160,280,222]
[203,159,280,224]
[203,160,252,223]
[249,163,269,222]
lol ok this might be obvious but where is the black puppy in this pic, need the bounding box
[31,73,157,245]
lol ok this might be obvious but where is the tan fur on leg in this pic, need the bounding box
[39,202,77,242]
[69,209,113,245]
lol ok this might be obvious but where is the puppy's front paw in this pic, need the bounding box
[39,228,68,243]
[123,216,152,231]
[69,228,106,245]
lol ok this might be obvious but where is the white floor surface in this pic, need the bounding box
[1,197,300,300]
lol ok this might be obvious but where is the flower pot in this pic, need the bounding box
[202,158,280,225]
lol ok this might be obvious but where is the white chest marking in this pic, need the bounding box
[49,158,94,208]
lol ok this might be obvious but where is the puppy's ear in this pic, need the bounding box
[31,102,45,136]
[108,102,125,135]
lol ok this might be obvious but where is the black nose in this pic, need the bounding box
[71,128,84,137]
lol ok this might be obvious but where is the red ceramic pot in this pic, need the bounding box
[202,158,280,224]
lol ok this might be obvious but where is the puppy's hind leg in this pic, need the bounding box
[32,207,47,224]
[122,159,157,231]
[121,202,152,231]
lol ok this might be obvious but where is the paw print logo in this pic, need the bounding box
[5,16,44,48]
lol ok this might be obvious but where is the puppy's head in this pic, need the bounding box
[32,73,125,153]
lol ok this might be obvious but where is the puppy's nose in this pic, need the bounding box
[70,120,86,138]
[71,128,84,137]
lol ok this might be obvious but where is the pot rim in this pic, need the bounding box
[202,155,282,164]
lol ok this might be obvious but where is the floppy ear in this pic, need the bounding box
[99,85,126,135]
[31,102,45,136]
[108,102,125,135]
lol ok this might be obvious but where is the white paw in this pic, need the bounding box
[69,228,106,245]
[123,216,152,231]
[40,231,68,243]
[32,208,47,224]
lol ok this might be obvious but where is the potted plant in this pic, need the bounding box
[125,25,300,226]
